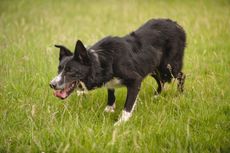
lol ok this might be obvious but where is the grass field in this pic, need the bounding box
[0,0,230,152]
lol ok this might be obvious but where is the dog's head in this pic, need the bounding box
[50,40,90,99]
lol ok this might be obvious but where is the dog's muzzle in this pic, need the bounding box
[50,81,57,89]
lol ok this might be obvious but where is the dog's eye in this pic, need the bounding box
[65,66,71,72]
[58,65,63,70]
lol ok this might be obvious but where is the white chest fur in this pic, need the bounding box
[104,77,123,89]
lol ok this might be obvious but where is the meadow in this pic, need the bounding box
[0,0,230,152]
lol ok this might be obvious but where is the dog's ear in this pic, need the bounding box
[54,45,73,61]
[74,40,90,64]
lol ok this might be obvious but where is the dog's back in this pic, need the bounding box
[90,19,186,82]
[131,19,186,82]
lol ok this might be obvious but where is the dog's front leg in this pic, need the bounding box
[104,89,116,112]
[114,80,141,126]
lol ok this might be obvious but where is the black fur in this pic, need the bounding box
[50,18,186,113]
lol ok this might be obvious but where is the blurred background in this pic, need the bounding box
[0,0,229,152]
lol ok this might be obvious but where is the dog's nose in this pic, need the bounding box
[49,82,56,89]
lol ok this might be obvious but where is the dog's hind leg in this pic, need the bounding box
[104,89,116,112]
[177,72,186,92]
[152,74,164,95]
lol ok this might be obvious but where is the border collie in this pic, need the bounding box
[50,19,186,125]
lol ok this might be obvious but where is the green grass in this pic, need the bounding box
[0,0,230,152]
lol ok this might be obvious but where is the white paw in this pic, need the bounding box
[114,110,132,126]
[104,104,115,113]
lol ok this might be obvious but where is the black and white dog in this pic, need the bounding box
[50,19,186,125]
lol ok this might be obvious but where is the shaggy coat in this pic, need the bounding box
[50,18,186,124]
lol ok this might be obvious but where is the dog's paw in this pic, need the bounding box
[114,110,132,126]
[104,104,115,113]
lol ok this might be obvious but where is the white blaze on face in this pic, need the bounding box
[55,72,63,82]
[50,71,64,88]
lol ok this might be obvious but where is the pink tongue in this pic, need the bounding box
[54,90,68,99]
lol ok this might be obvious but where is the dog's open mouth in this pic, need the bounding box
[53,81,78,99]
